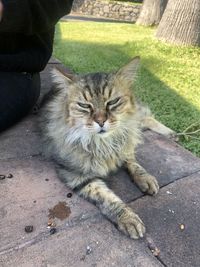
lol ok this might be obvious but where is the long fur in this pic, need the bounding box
[39,57,161,239]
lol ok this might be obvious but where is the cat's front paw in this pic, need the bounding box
[135,174,159,195]
[117,207,145,239]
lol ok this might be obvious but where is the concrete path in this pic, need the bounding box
[0,59,200,267]
[62,13,133,24]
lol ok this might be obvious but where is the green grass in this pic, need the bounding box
[53,21,200,156]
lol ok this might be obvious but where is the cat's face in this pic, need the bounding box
[52,57,140,137]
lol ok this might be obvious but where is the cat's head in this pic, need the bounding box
[51,57,140,138]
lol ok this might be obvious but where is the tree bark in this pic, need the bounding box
[156,0,200,46]
[136,0,168,26]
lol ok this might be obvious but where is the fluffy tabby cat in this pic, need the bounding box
[40,57,174,239]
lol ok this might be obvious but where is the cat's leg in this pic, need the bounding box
[126,159,159,196]
[135,102,175,138]
[78,178,146,239]
[57,167,145,239]
[141,116,175,138]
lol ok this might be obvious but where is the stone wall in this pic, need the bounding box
[72,0,141,22]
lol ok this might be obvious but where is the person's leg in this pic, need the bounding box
[0,72,40,132]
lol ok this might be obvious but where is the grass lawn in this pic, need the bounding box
[53,21,200,156]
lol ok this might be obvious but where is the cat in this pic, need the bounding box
[39,57,174,239]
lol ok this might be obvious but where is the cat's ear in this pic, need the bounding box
[51,67,75,89]
[115,56,140,87]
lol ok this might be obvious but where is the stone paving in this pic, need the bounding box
[63,14,133,24]
[0,59,200,267]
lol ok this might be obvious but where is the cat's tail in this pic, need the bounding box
[136,101,176,138]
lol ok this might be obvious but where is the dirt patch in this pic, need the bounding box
[49,201,71,220]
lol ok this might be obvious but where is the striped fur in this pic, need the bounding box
[39,57,170,239]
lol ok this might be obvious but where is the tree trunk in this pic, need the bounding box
[156,0,200,46]
[136,0,168,26]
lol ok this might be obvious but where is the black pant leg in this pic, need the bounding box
[0,72,40,132]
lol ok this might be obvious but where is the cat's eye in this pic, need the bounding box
[77,102,91,109]
[107,97,121,106]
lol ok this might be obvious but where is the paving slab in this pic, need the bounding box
[0,158,96,251]
[0,116,40,160]
[63,13,133,24]
[109,130,200,203]
[1,117,200,203]
[129,172,200,267]
[48,57,63,64]
[136,131,200,185]
[0,158,162,267]
[0,213,162,267]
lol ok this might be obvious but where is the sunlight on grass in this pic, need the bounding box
[54,21,200,156]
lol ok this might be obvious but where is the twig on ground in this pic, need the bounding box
[175,121,200,141]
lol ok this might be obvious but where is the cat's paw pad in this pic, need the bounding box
[135,174,159,195]
[117,208,145,239]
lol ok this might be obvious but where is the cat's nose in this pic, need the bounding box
[97,120,105,127]
[96,118,106,127]
[94,112,107,127]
